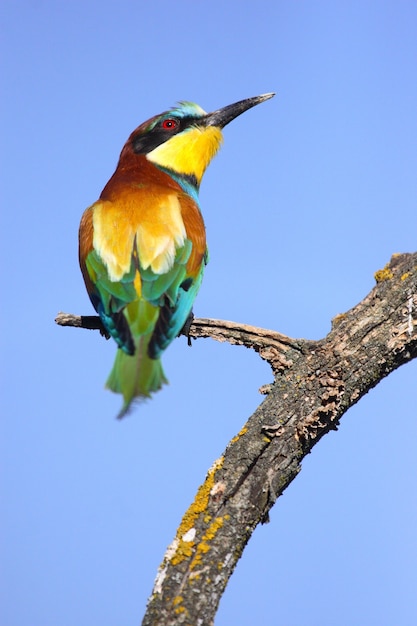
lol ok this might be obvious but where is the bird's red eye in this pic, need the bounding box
[161,118,178,130]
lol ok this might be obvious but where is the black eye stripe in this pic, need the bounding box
[132,115,198,155]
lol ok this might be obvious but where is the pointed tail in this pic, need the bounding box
[106,334,168,418]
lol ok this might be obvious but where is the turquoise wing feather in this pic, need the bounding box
[84,236,204,416]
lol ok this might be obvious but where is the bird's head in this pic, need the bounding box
[124,93,275,186]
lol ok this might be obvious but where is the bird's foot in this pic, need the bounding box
[180,310,195,346]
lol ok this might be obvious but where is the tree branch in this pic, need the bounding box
[56,252,417,625]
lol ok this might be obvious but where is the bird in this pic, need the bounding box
[79,93,275,417]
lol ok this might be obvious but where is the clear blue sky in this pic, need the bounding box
[1,1,416,624]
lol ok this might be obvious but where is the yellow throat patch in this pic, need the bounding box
[146,126,223,184]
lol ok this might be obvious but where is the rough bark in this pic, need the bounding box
[56,252,417,626]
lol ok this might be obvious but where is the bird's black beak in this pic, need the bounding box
[204,93,275,129]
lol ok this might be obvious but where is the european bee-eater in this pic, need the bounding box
[79,93,274,417]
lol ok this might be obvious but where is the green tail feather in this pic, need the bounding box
[105,334,168,418]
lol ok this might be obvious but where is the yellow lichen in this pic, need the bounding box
[204,516,225,541]
[172,596,187,615]
[229,426,248,445]
[374,265,394,282]
[170,539,195,566]
[331,312,347,328]
[197,542,210,555]
[189,553,203,570]
[401,272,410,281]
[170,457,224,566]
[174,606,186,615]
[189,516,226,572]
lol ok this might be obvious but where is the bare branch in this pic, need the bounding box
[56,253,417,625]
[141,253,417,626]
[56,313,310,372]
[55,312,109,334]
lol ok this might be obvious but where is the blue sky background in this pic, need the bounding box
[1,1,416,624]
